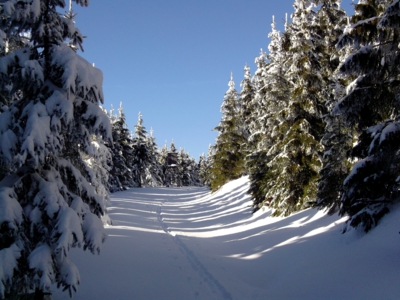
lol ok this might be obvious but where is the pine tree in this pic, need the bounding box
[239,64,255,142]
[108,103,136,191]
[260,0,330,216]
[188,156,202,186]
[158,142,170,186]
[145,128,163,187]
[308,0,351,214]
[0,1,108,297]
[334,0,400,232]
[198,153,209,187]
[165,140,179,186]
[210,73,246,191]
[132,112,151,187]
[247,49,268,143]
[247,15,292,211]
[177,148,188,187]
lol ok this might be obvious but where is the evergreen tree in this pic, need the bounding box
[145,128,163,187]
[158,142,170,186]
[334,0,400,232]
[132,112,151,187]
[259,0,330,216]
[201,145,214,188]
[210,73,246,191]
[247,15,292,211]
[108,104,136,191]
[239,64,255,143]
[247,49,268,143]
[188,156,202,186]
[0,1,108,297]
[198,153,209,187]
[310,0,351,214]
[165,140,179,186]
[177,148,188,186]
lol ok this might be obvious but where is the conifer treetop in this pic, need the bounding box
[228,71,235,91]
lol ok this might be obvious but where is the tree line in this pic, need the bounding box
[105,104,204,192]
[207,0,400,233]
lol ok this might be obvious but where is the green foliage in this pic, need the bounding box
[210,74,247,191]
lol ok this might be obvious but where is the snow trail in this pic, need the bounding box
[156,197,232,300]
[52,177,400,300]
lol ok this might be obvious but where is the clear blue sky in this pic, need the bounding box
[72,0,354,160]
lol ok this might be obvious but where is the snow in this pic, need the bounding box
[0,244,21,298]
[53,176,400,299]
[0,129,17,163]
[53,207,84,259]
[28,244,55,293]
[380,122,400,145]
[51,44,104,103]
[0,187,23,226]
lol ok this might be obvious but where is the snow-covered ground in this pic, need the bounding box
[53,176,400,300]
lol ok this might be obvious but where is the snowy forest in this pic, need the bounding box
[0,0,203,298]
[0,0,400,299]
[208,0,400,233]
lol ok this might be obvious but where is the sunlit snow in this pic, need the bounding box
[53,176,400,300]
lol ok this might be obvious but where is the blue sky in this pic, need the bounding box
[72,0,354,159]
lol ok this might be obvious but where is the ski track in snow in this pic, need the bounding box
[156,198,232,300]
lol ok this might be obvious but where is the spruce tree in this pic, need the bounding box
[177,148,188,187]
[261,0,329,216]
[334,0,400,232]
[239,64,255,142]
[310,0,351,214]
[132,112,151,187]
[0,1,108,297]
[166,140,179,186]
[247,15,292,211]
[198,153,209,187]
[108,104,136,191]
[145,128,163,187]
[188,156,202,186]
[158,142,170,186]
[210,73,246,191]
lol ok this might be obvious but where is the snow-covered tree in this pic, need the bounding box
[239,64,255,142]
[198,152,210,187]
[247,49,268,142]
[188,156,202,186]
[164,140,179,186]
[257,0,332,216]
[0,1,109,297]
[308,0,351,214]
[144,128,164,187]
[176,148,188,187]
[334,0,400,232]
[247,15,292,211]
[132,112,151,187]
[158,142,169,185]
[210,73,246,191]
[108,104,136,191]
